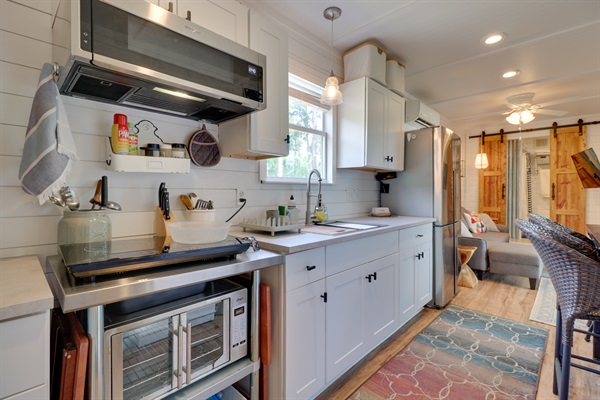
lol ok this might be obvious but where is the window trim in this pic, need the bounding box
[260,76,336,185]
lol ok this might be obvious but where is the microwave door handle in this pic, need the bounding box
[186,322,192,385]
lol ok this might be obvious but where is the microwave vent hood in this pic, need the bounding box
[54,0,267,124]
[59,60,250,124]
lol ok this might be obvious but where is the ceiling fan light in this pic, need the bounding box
[520,110,535,123]
[506,112,521,125]
[475,153,489,169]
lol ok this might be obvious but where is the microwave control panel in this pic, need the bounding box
[230,288,248,359]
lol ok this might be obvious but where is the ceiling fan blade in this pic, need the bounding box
[536,96,584,108]
[535,109,568,116]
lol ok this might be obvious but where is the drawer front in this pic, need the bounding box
[0,312,49,399]
[399,224,432,248]
[326,231,398,276]
[285,247,326,292]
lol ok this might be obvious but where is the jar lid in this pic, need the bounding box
[172,143,186,149]
[160,143,172,149]
[114,113,128,125]
[146,143,160,149]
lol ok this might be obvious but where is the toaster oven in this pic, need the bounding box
[103,279,247,399]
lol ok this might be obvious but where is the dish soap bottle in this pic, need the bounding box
[288,195,300,224]
[313,200,328,222]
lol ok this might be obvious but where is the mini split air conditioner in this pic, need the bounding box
[405,99,441,130]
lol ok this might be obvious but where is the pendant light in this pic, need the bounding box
[475,132,489,169]
[320,7,343,106]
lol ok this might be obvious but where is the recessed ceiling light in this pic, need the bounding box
[482,33,507,45]
[502,69,520,78]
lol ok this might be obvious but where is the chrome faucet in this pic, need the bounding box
[306,169,322,224]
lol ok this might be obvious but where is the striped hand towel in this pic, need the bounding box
[18,63,78,204]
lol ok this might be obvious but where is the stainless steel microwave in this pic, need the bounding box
[55,0,266,123]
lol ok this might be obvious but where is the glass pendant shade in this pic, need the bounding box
[475,153,489,169]
[320,73,343,105]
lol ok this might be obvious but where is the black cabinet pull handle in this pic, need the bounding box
[390,156,394,162]
[373,272,377,281]
[420,252,425,258]
[417,234,423,237]
[186,10,192,21]
[552,183,556,200]
[502,183,506,200]
[306,265,316,271]
[365,274,372,283]
[416,253,422,260]
[284,134,290,143]
[321,292,327,303]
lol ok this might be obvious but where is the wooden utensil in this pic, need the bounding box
[90,179,102,208]
[180,194,194,210]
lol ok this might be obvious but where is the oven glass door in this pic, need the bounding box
[88,0,263,102]
[111,316,177,400]
[184,300,229,381]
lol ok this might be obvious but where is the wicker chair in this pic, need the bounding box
[515,219,600,400]
[528,213,595,247]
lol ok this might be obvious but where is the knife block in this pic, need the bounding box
[156,207,176,244]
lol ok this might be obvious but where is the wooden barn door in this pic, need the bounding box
[479,135,507,224]
[550,125,586,233]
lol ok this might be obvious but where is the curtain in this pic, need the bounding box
[506,140,522,239]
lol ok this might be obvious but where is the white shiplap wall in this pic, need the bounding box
[0,0,380,263]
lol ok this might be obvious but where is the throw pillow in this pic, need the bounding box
[464,212,487,234]
[478,213,499,232]
[460,221,473,237]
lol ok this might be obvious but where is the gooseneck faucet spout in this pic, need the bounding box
[306,169,322,224]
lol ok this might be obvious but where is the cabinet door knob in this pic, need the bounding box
[306,265,316,271]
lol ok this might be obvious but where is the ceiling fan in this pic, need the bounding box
[503,92,568,125]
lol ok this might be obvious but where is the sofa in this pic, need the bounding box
[458,210,542,289]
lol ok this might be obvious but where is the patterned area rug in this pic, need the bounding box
[350,306,548,400]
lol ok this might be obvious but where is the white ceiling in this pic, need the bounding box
[244,0,600,136]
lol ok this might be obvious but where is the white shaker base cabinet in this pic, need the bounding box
[326,254,397,381]
[398,225,433,326]
[285,281,326,400]
[261,224,432,400]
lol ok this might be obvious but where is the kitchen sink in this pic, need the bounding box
[302,221,387,235]
[315,221,386,230]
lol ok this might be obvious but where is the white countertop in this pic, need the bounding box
[0,255,54,321]
[231,215,436,254]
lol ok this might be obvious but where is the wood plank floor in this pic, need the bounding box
[317,272,600,400]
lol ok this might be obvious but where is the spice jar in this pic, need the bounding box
[145,143,160,157]
[159,143,172,157]
[171,143,186,158]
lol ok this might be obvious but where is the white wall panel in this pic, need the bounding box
[0,62,40,97]
[0,93,32,127]
[0,125,26,156]
[11,0,52,14]
[2,1,52,43]
[0,32,53,67]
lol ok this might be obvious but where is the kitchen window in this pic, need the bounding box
[260,74,335,184]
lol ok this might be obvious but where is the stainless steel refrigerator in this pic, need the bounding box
[381,126,461,308]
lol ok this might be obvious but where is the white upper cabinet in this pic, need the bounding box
[149,0,248,45]
[338,77,405,171]
[219,10,289,159]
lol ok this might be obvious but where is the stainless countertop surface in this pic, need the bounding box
[230,215,436,254]
[46,249,283,312]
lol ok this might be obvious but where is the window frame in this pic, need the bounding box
[259,74,336,185]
